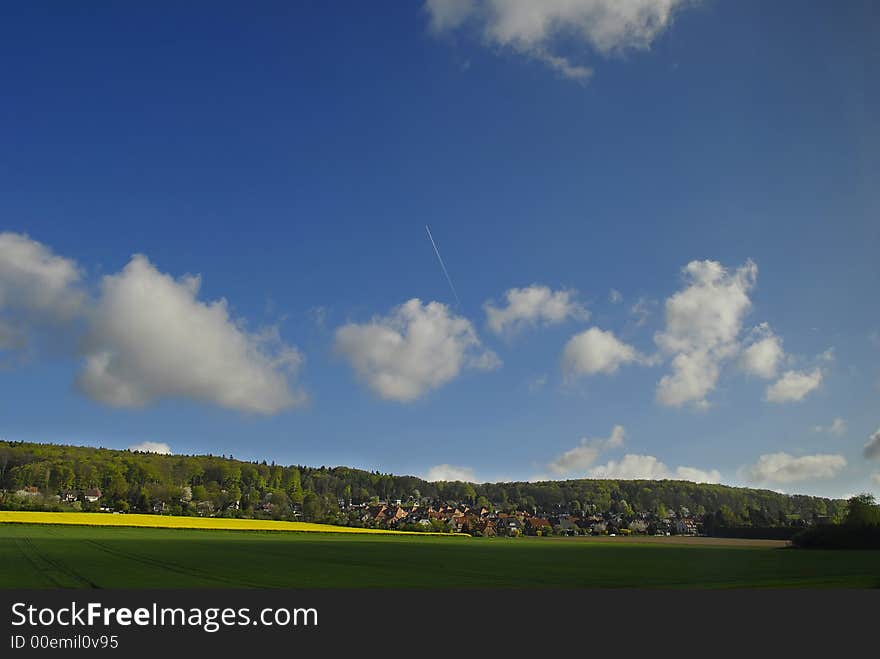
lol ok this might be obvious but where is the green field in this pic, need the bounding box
[2,523,878,588]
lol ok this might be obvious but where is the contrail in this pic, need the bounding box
[425,224,462,309]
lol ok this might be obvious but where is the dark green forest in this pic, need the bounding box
[0,440,846,527]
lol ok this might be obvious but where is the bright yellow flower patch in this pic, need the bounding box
[0,510,428,535]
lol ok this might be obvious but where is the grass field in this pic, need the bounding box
[2,521,879,588]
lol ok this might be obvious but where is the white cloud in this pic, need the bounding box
[128,441,172,455]
[655,259,756,357]
[425,464,476,482]
[629,297,655,327]
[335,298,499,402]
[562,327,641,377]
[865,428,880,460]
[818,347,835,362]
[739,323,783,379]
[425,0,696,79]
[77,255,305,414]
[813,417,847,437]
[765,368,823,403]
[655,259,757,407]
[425,0,476,32]
[484,284,586,335]
[588,454,721,483]
[0,232,85,349]
[533,50,594,80]
[872,472,880,486]
[740,452,847,484]
[673,465,723,484]
[548,425,625,476]
[656,350,717,409]
[609,289,622,304]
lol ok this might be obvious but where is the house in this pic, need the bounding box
[628,519,649,534]
[495,514,523,536]
[460,514,489,535]
[370,505,389,525]
[60,490,78,503]
[460,517,496,536]
[198,500,217,515]
[83,488,102,503]
[556,517,581,536]
[674,518,699,536]
[386,506,409,527]
[15,486,40,498]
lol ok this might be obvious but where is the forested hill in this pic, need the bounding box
[0,440,846,525]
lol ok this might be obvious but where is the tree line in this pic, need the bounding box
[0,440,846,526]
[791,494,880,549]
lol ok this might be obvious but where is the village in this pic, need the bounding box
[341,500,702,537]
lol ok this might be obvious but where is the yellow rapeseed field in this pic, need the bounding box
[0,510,432,535]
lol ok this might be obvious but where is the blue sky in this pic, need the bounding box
[1,1,877,498]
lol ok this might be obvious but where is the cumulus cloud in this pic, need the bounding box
[0,232,85,350]
[740,452,847,484]
[814,418,847,437]
[588,454,721,483]
[484,285,586,335]
[765,369,823,403]
[673,465,723,484]
[425,463,477,482]
[865,428,880,460]
[77,255,305,414]
[547,425,625,476]
[425,0,696,79]
[739,323,784,379]
[655,259,757,407]
[562,327,642,377]
[609,289,622,304]
[335,298,499,402]
[656,351,718,409]
[128,441,172,455]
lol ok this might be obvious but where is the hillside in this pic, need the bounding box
[0,440,846,527]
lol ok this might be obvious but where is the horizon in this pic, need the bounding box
[1,1,878,500]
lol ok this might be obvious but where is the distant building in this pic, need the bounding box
[83,488,102,503]
[674,518,699,536]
